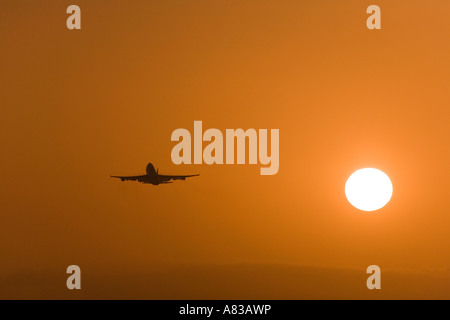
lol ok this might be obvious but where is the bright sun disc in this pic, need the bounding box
[345,168,393,211]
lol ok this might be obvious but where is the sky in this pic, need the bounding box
[0,0,449,299]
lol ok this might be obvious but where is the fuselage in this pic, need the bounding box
[146,163,160,185]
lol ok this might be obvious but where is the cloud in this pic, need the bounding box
[1,263,449,299]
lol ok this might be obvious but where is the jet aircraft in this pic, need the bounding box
[111,163,199,185]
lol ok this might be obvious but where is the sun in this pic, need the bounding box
[345,168,393,211]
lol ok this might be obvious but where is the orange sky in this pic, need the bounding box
[0,0,449,299]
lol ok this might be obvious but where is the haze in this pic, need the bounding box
[1,0,449,299]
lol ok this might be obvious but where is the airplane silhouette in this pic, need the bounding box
[111,163,199,185]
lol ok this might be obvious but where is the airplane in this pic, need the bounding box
[111,162,199,185]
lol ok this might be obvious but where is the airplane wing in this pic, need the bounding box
[111,175,147,182]
[158,174,199,182]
